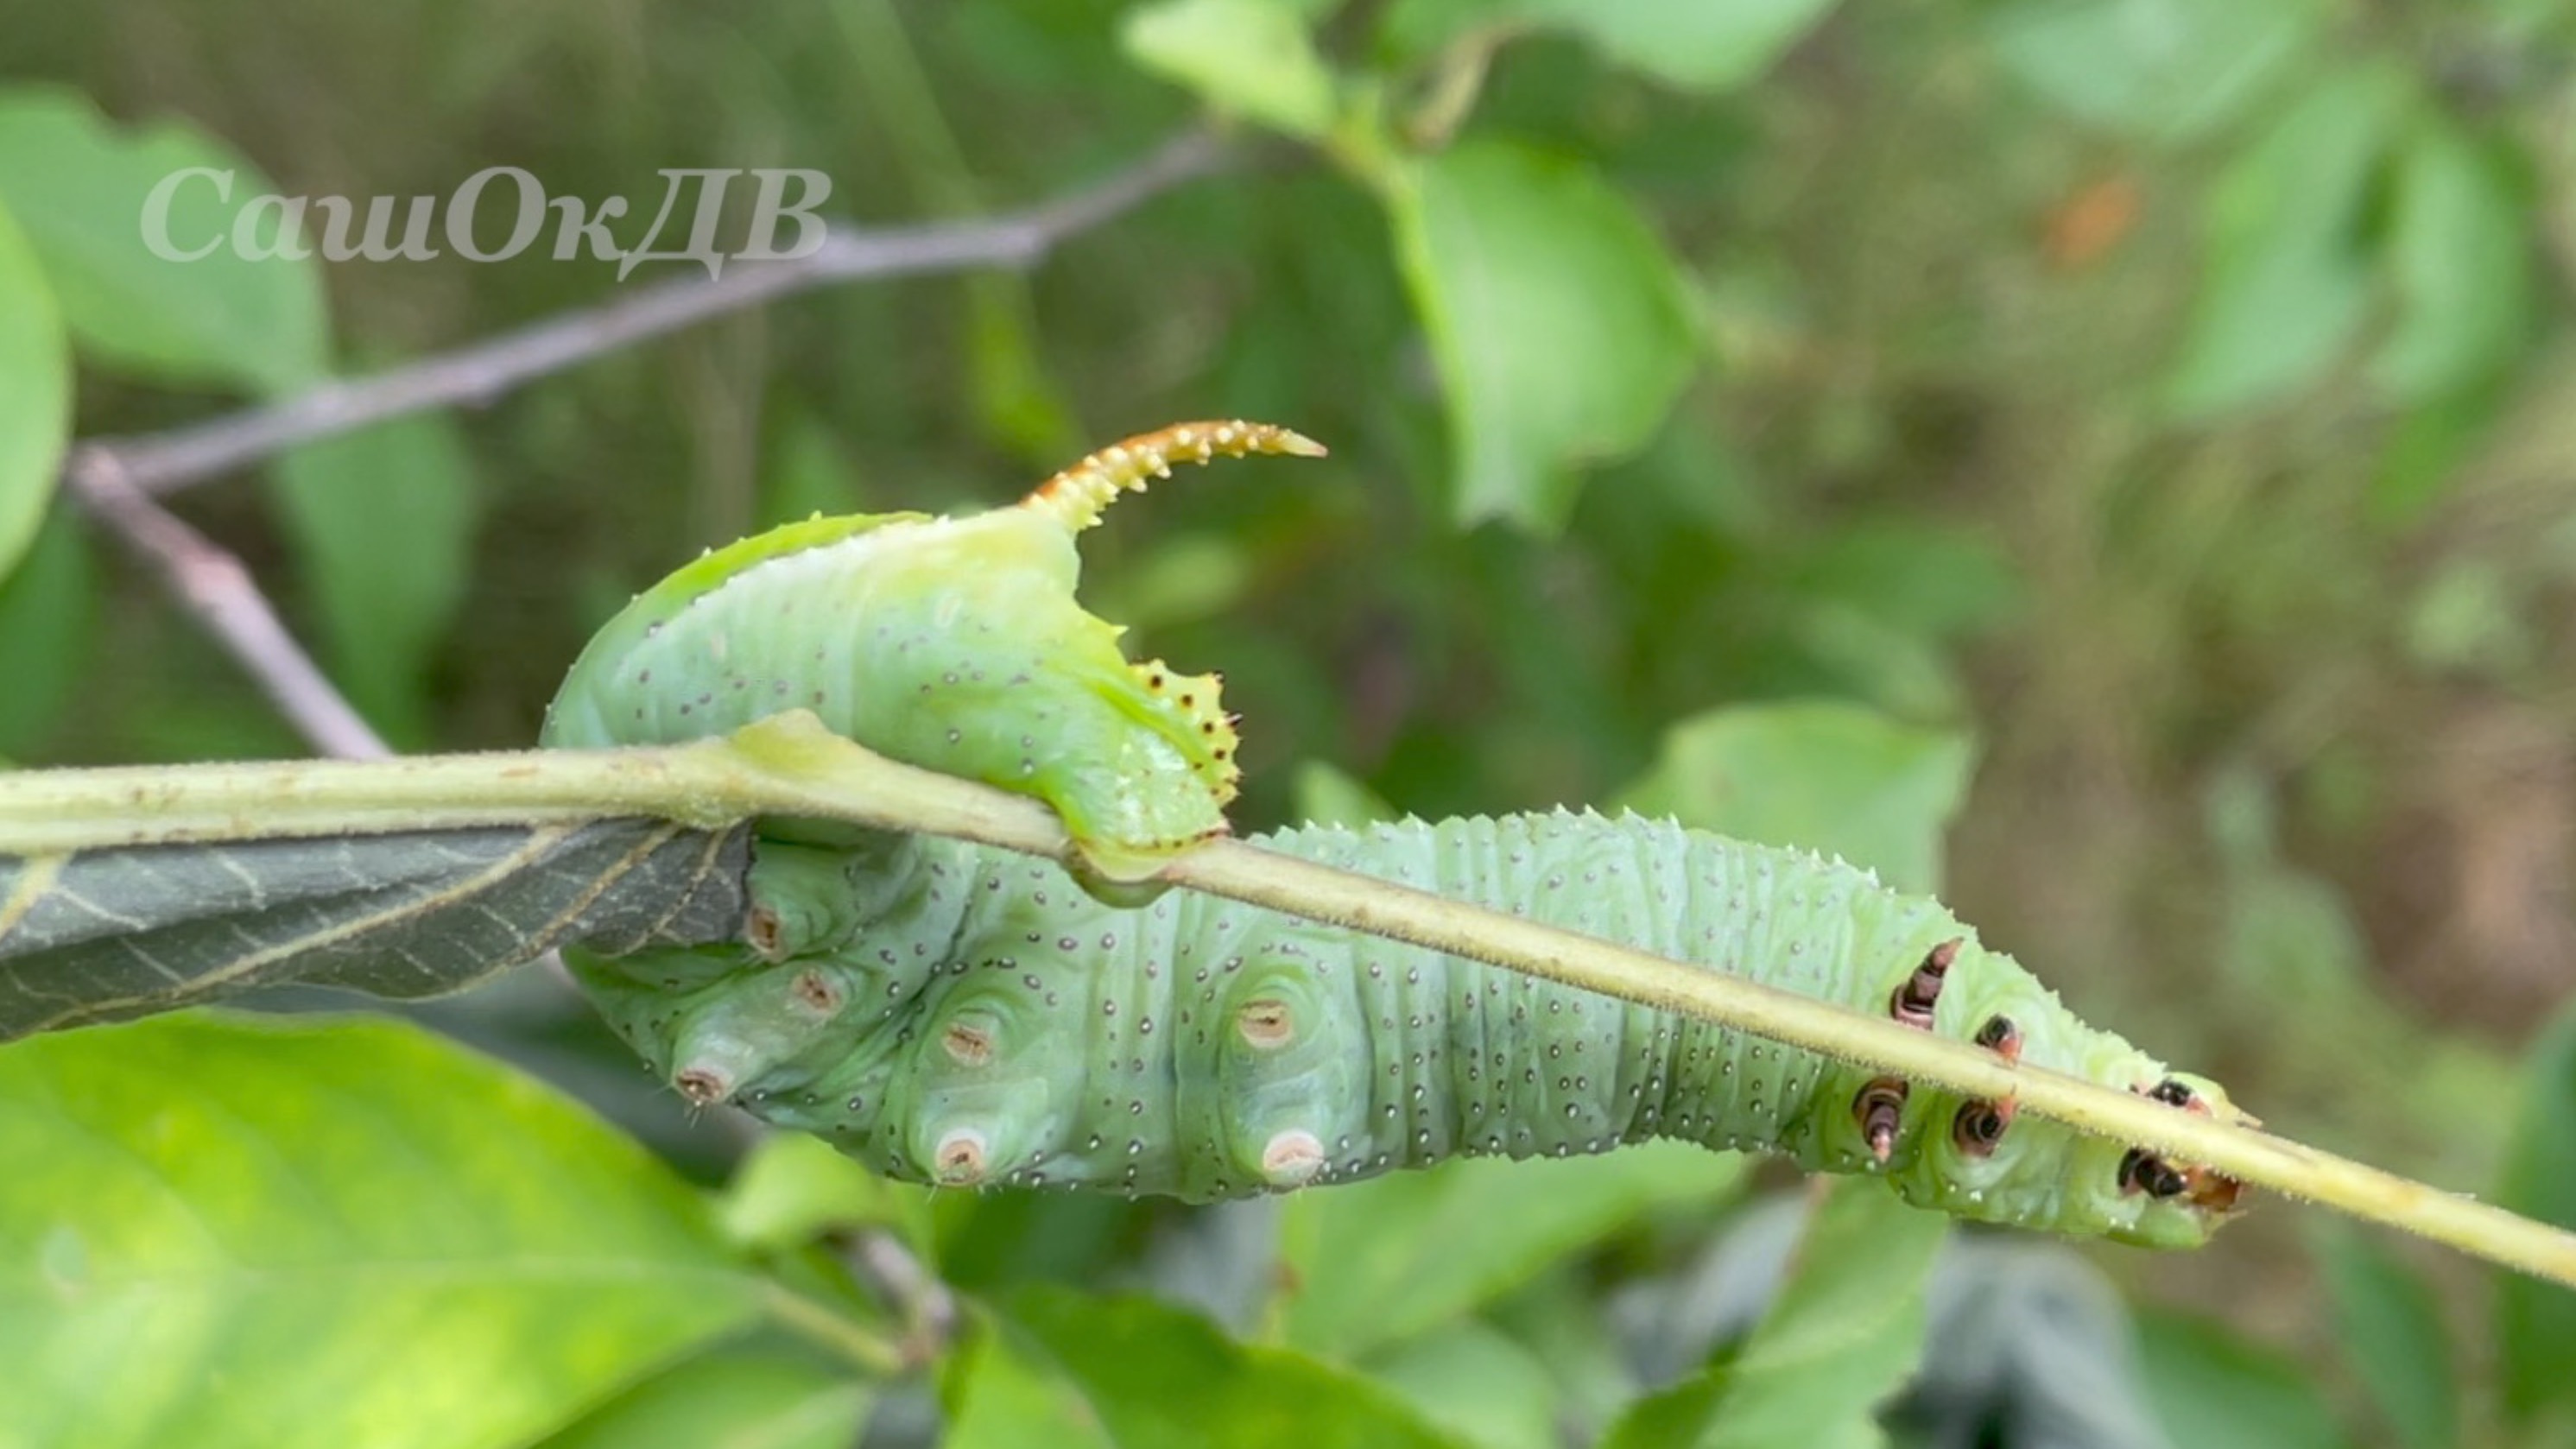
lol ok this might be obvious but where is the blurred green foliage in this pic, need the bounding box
[7,0,2576,1445]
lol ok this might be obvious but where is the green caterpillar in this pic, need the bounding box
[546,422,2245,1248]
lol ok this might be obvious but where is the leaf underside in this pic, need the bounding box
[0,819,750,1040]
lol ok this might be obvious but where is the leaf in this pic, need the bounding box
[1121,0,1339,140]
[957,1288,1468,1448]
[1986,0,2322,143]
[2311,1223,2457,1449]
[0,502,95,756]
[1290,759,1398,829]
[0,85,328,395]
[2135,1311,2353,1449]
[1390,141,1698,530]
[0,820,749,1040]
[719,1130,936,1260]
[1599,1186,1947,1449]
[0,193,68,583]
[1512,0,1840,92]
[2497,1001,2576,1430]
[1378,0,1835,92]
[1615,701,1975,895]
[269,414,481,745]
[2162,70,2400,419]
[535,1344,877,1449]
[1365,1321,1564,1449]
[2370,119,2532,402]
[0,1012,774,1449]
[1277,1142,1741,1358]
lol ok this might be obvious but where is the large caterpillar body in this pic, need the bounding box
[549,421,2245,1248]
[572,812,2237,1247]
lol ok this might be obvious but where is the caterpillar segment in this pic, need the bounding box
[566,811,2249,1248]
[542,421,1328,883]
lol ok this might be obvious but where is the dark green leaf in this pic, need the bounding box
[1987,0,2322,142]
[1600,1187,1947,1449]
[535,1344,876,1449]
[0,85,328,394]
[964,1288,1468,1448]
[1277,1142,1740,1358]
[1391,142,1697,530]
[0,1012,772,1449]
[2312,1223,2457,1449]
[269,414,481,745]
[2497,1002,2576,1430]
[1616,701,1974,895]
[0,820,748,1040]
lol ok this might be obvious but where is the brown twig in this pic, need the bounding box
[71,452,393,761]
[68,130,1228,497]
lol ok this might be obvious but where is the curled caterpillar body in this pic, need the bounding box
[541,421,1325,882]
[571,811,2246,1248]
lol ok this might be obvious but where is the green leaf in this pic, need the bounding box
[958,1289,1467,1448]
[1616,701,1974,895]
[1514,0,1839,92]
[943,1311,1119,1449]
[1367,1322,1562,1449]
[269,414,480,745]
[1987,0,2322,143]
[1390,142,1697,530]
[2162,70,2400,419]
[0,821,750,1039]
[2136,1311,2353,1449]
[0,195,68,584]
[2497,1002,2576,1430]
[0,1012,773,1449]
[1379,0,1834,92]
[0,85,328,395]
[536,1345,876,1449]
[0,502,94,757]
[1290,759,1398,829]
[1277,1142,1742,1358]
[2311,1224,2457,1449]
[2370,120,2531,402]
[1121,0,1339,140]
[720,1130,936,1259]
[1600,1187,1947,1449]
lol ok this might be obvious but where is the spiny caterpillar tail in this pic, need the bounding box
[1021,420,1328,533]
[572,812,2249,1250]
[542,421,1328,883]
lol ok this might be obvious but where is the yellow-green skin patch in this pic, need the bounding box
[546,420,1323,879]
[545,506,1229,876]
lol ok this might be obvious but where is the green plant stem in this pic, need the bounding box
[760,1282,910,1377]
[4,712,2574,1291]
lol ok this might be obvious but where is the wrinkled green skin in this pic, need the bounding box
[546,489,2235,1248]
[571,813,2227,1248]
[542,505,1231,879]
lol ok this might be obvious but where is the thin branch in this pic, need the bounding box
[66,131,1227,497]
[6,718,2576,1288]
[70,452,392,761]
